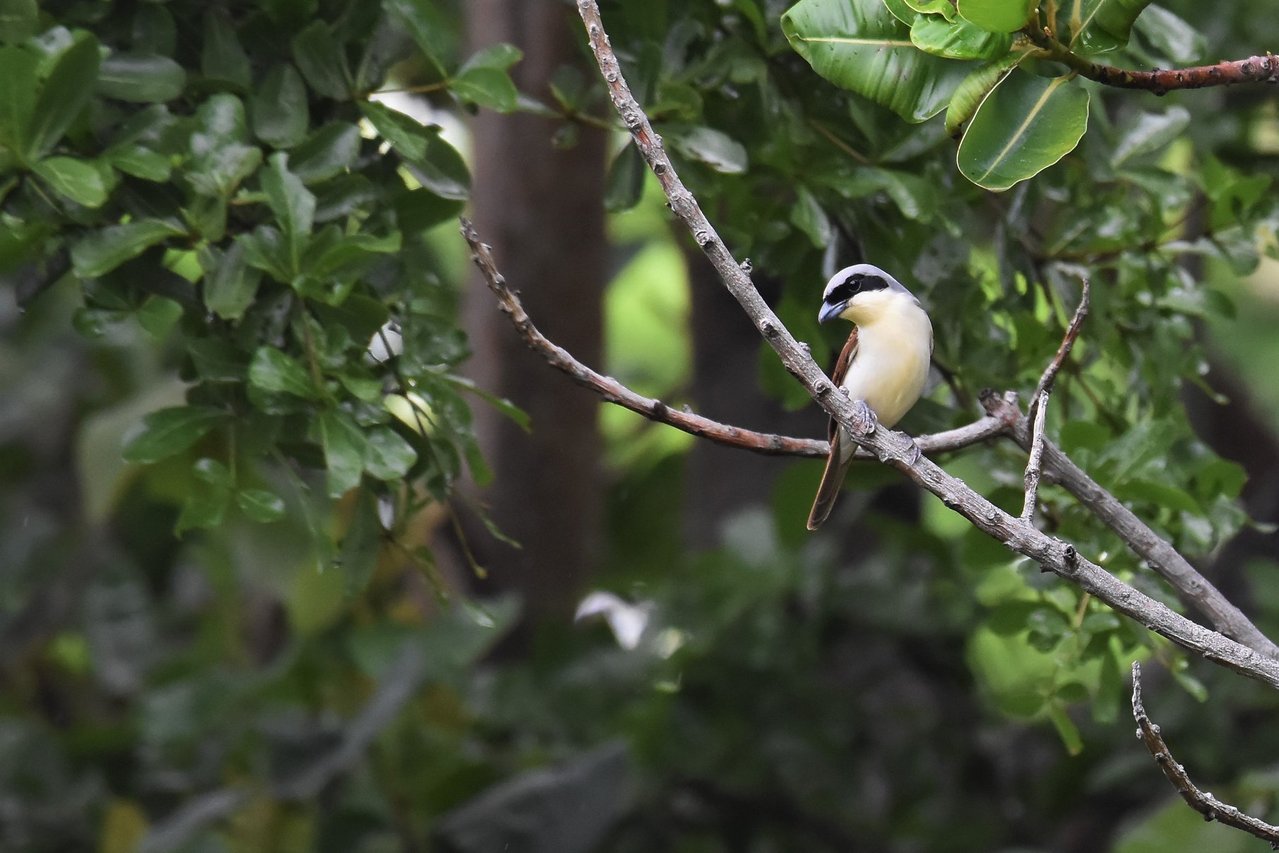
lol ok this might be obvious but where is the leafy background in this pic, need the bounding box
[2,0,1279,851]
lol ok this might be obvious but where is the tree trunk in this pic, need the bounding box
[462,0,608,622]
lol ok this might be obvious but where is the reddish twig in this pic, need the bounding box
[1131,662,1279,846]
[1027,27,1279,94]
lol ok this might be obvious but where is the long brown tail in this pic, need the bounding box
[807,432,851,530]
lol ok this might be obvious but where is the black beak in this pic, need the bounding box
[818,300,847,324]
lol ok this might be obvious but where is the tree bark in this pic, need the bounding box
[463,0,608,622]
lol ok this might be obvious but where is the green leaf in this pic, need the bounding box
[317,410,367,497]
[236,488,287,523]
[96,54,186,103]
[71,219,184,278]
[956,0,1035,33]
[945,54,1020,135]
[292,21,351,100]
[290,122,361,183]
[667,125,748,174]
[201,9,251,88]
[382,0,450,79]
[1110,106,1189,168]
[790,186,832,247]
[27,34,100,160]
[123,405,226,463]
[200,240,261,321]
[910,15,1012,59]
[365,427,417,481]
[108,145,172,181]
[248,347,318,399]
[338,488,382,595]
[458,43,523,74]
[604,142,645,213]
[782,0,972,123]
[359,100,470,199]
[177,460,232,534]
[957,72,1089,191]
[252,64,309,149]
[0,46,36,157]
[1056,0,1152,53]
[260,152,315,276]
[188,94,262,197]
[0,0,38,43]
[33,156,114,207]
[450,66,518,112]
[1132,4,1204,64]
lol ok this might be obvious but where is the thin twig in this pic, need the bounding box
[1022,279,1090,521]
[576,0,1279,685]
[461,217,1005,461]
[1022,390,1050,521]
[1131,662,1279,846]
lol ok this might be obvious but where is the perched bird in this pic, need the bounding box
[807,264,933,531]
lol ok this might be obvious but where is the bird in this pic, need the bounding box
[807,264,933,531]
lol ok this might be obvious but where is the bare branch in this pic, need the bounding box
[1025,27,1279,94]
[1023,279,1090,522]
[576,0,1279,686]
[461,216,1006,461]
[1131,662,1279,845]
[1022,391,1051,522]
[984,393,1279,659]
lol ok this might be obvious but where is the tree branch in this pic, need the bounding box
[1025,27,1279,94]
[1131,662,1279,845]
[1023,279,1090,522]
[575,0,1279,686]
[982,393,1279,659]
[461,216,1006,461]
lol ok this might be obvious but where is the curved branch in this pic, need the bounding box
[461,216,1007,461]
[1131,662,1279,845]
[575,0,1279,685]
[1026,27,1279,94]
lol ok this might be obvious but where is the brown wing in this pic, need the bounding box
[808,328,858,530]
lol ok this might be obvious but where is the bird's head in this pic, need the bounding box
[818,264,917,326]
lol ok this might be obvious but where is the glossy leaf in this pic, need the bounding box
[365,427,418,481]
[911,15,1013,59]
[201,9,251,88]
[338,488,382,595]
[96,54,186,103]
[359,101,470,199]
[248,347,318,399]
[71,219,184,278]
[1056,0,1152,53]
[260,153,315,277]
[945,54,1022,135]
[450,67,518,112]
[292,21,351,100]
[1133,4,1205,64]
[122,405,226,463]
[604,142,645,213]
[27,34,100,159]
[1111,106,1190,168]
[200,240,261,321]
[318,410,367,497]
[188,94,262,197]
[252,64,309,149]
[783,0,972,122]
[289,123,360,184]
[668,125,748,174]
[956,0,1035,33]
[957,72,1089,191]
[33,156,114,207]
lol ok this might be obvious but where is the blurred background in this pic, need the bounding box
[2,0,1279,851]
